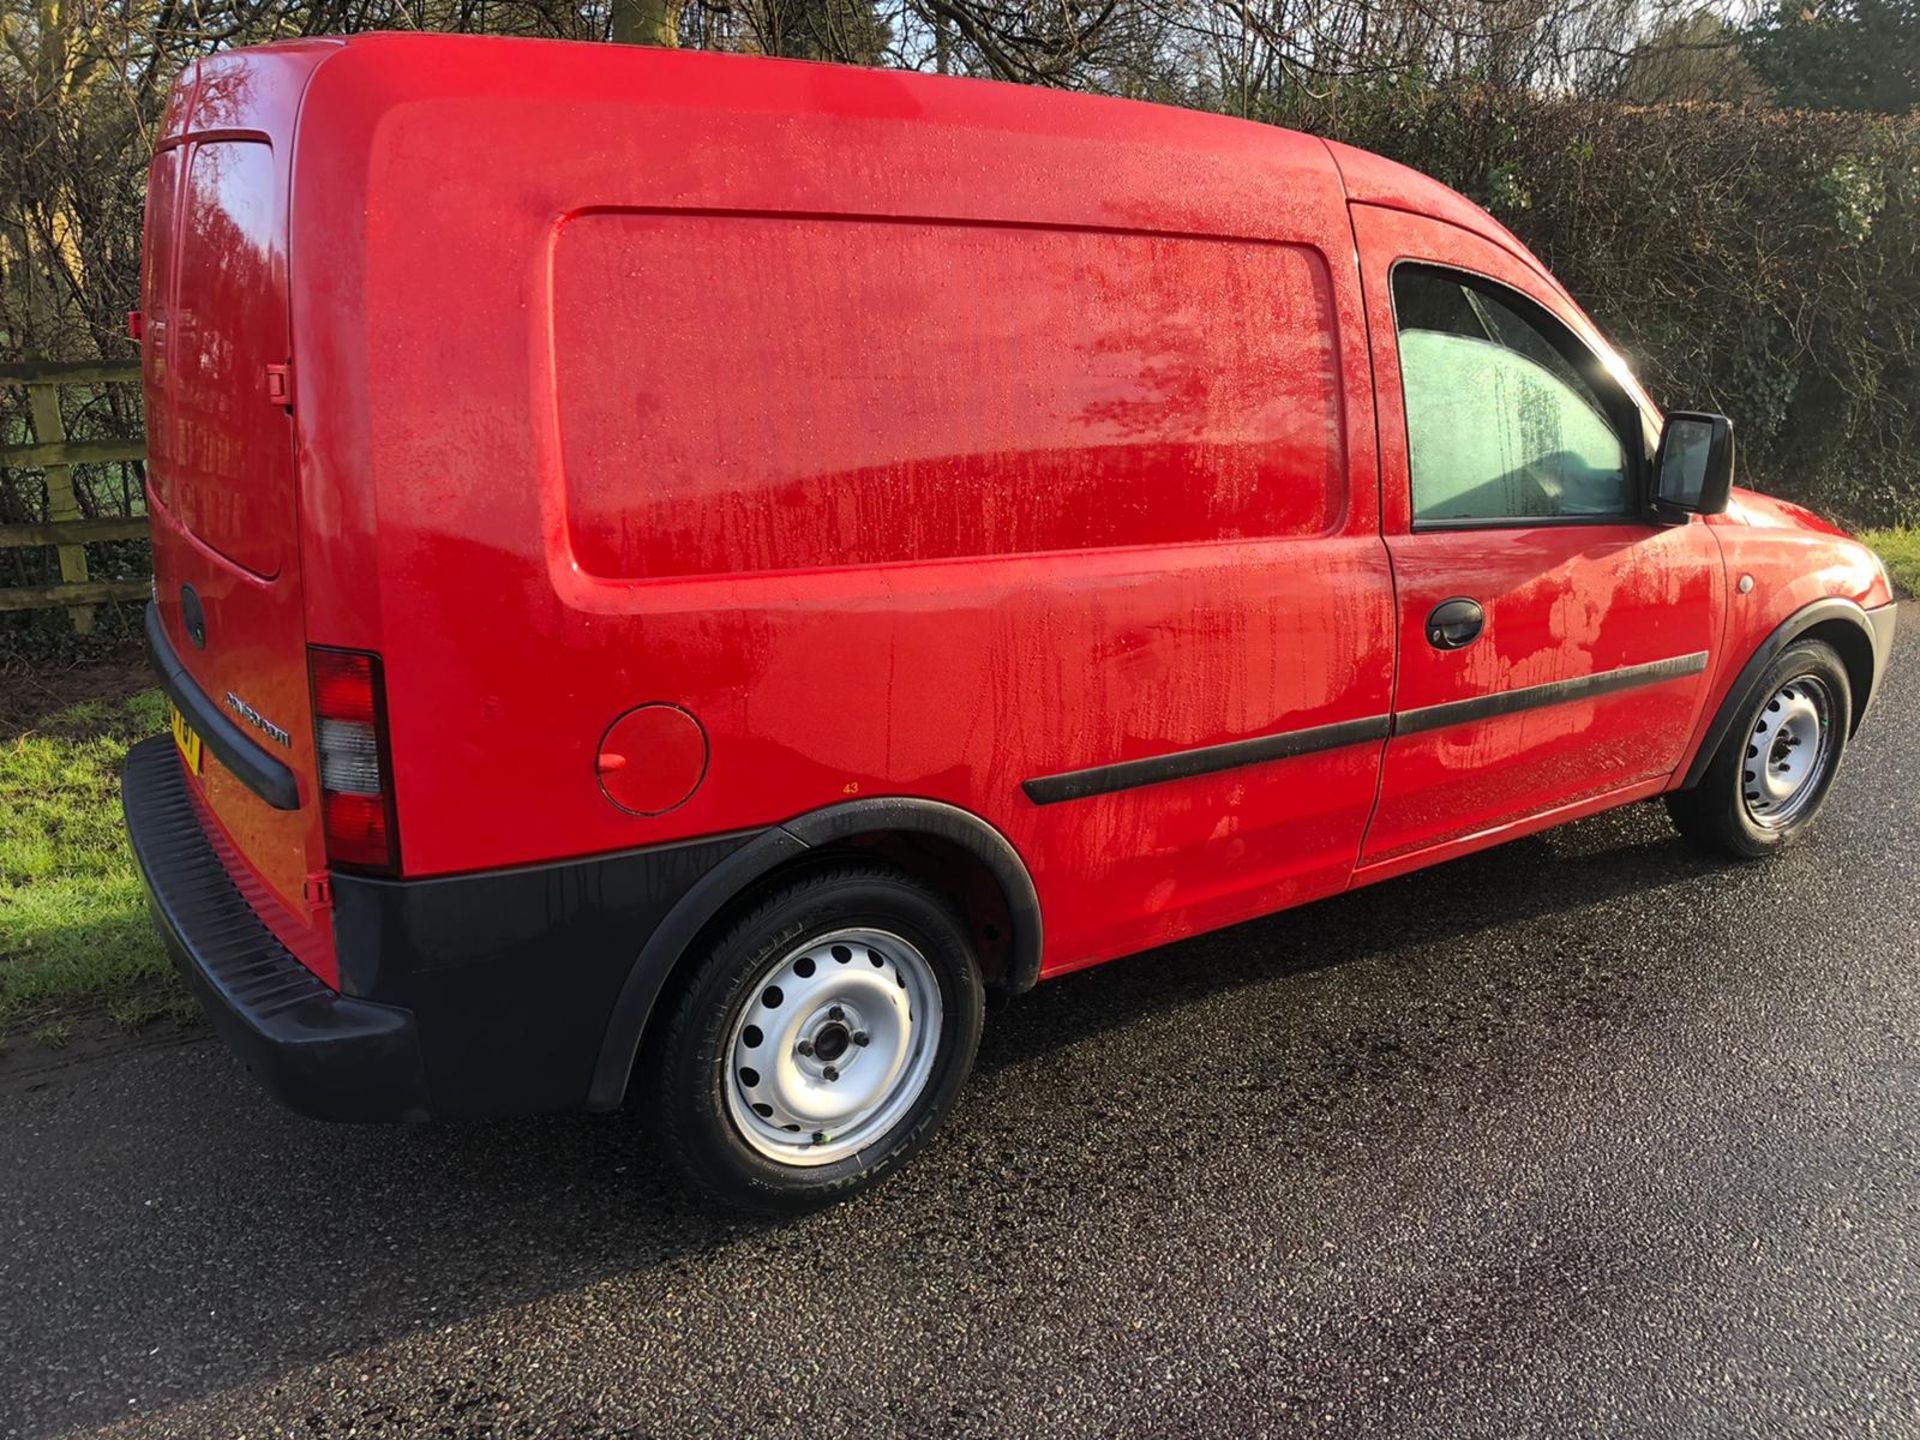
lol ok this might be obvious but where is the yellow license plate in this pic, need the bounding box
[169,703,203,776]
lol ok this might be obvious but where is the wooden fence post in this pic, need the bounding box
[0,359,147,624]
[23,376,94,634]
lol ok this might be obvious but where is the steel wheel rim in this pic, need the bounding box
[724,927,944,1167]
[1743,674,1834,829]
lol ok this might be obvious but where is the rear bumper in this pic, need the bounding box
[123,733,757,1121]
[121,735,431,1121]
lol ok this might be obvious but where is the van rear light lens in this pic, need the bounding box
[323,792,390,866]
[317,718,381,793]
[308,647,398,872]
[311,655,378,724]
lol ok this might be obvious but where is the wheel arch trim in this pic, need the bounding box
[585,797,1041,1111]
[1679,596,1887,791]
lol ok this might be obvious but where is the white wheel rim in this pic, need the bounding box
[1743,675,1834,829]
[723,927,944,1167]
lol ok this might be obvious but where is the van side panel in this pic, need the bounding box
[288,40,1395,974]
[555,216,1345,577]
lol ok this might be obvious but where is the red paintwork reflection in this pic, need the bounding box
[139,37,1894,991]
[164,142,291,578]
[1366,524,1722,862]
[271,38,1399,976]
[140,148,180,409]
[144,107,329,932]
[1347,202,1724,865]
[555,215,1344,577]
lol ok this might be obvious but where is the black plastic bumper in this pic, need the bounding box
[121,735,432,1121]
[123,732,759,1121]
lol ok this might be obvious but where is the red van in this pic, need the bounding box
[123,35,1898,1209]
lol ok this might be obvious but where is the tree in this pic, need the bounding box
[611,0,681,45]
[1742,0,1920,112]
[1619,11,1764,102]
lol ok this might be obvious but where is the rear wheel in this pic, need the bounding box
[644,864,983,1212]
[1666,639,1851,859]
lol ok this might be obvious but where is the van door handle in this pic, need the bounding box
[1426,598,1485,650]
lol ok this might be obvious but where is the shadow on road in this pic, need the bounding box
[978,805,1724,1073]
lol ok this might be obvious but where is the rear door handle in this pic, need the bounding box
[1426,597,1485,650]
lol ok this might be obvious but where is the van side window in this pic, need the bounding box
[1392,267,1633,525]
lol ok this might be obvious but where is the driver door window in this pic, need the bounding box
[1393,266,1633,525]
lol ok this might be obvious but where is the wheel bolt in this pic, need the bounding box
[822,1065,840,1082]
[797,1040,814,1057]
[828,1006,844,1021]
[852,1031,870,1046]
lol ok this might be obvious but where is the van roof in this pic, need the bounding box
[164,33,1546,285]
[1321,137,1568,303]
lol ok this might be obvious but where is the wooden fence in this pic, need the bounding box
[0,359,150,633]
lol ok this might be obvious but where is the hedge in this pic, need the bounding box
[1285,88,1920,527]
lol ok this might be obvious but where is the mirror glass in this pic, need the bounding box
[1658,416,1717,508]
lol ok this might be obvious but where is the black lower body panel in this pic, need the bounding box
[122,733,755,1121]
[330,828,753,1117]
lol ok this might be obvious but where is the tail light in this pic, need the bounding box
[308,646,399,872]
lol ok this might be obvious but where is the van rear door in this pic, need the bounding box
[144,111,331,955]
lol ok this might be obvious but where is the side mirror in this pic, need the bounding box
[1652,411,1734,518]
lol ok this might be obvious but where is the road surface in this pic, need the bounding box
[4,627,1915,1438]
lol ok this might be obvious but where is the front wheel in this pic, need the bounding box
[1666,639,1852,859]
[643,864,984,1212]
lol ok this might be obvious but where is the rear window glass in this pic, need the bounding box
[552,215,1346,579]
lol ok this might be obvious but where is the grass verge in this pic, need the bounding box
[1860,528,1920,598]
[1,684,194,1043]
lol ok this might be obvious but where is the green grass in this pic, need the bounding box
[1860,528,1920,598]
[0,688,182,1037]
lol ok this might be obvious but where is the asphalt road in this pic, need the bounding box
[5,627,1916,1440]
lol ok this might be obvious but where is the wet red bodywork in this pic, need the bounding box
[141,37,1896,997]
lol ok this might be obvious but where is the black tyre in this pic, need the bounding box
[643,864,984,1212]
[1666,639,1851,859]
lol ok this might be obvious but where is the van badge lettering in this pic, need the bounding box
[224,692,292,748]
